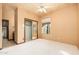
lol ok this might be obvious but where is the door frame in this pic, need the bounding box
[24,18,38,42]
[2,19,9,40]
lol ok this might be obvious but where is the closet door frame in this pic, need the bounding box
[24,18,38,42]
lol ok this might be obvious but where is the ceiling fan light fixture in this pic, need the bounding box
[38,6,47,13]
[42,8,47,13]
[38,8,43,13]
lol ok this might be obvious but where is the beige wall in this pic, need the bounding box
[77,4,79,47]
[38,18,42,38]
[40,4,78,45]
[0,4,2,48]
[2,4,15,40]
[15,7,39,43]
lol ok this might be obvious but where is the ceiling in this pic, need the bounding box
[5,3,72,17]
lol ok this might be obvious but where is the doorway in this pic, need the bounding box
[2,20,9,40]
[24,18,38,42]
[2,19,16,48]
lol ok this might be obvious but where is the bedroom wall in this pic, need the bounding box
[38,17,42,38]
[2,4,15,40]
[15,7,39,43]
[40,4,78,45]
[77,4,79,48]
[0,4,2,49]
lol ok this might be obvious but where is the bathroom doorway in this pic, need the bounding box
[2,19,16,48]
[2,20,9,40]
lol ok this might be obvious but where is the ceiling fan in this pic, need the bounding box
[38,5,47,13]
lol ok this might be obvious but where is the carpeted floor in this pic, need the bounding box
[0,39,79,55]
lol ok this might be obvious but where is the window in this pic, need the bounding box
[42,17,51,34]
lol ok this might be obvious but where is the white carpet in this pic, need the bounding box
[0,39,79,55]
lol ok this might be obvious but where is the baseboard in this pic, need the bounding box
[8,39,13,41]
[14,41,18,45]
[16,41,25,45]
[0,48,2,50]
[9,39,25,45]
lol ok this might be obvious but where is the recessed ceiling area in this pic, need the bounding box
[4,3,74,17]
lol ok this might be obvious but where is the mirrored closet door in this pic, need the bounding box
[24,18,38,42]
[32,21,38,39]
